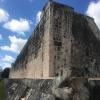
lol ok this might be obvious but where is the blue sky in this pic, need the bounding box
[0,0,100,69]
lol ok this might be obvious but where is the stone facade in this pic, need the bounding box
[10,1,52,79]
[9,1,100,79]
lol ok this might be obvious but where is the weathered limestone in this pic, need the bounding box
[7,1,100,100]
[9,1,100,79]
[5,78,100,100]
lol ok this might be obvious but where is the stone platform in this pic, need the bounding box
[4,78,100,100]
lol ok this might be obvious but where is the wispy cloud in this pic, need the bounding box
[0,60,11,69]
[0,8,9,23]
[0,54,14,69]
[2,55,15,62]
[36,11,42,24]
[86,0,100,29]
[1,35,27,53]
[3,18,31,35]
[3,63,11,69]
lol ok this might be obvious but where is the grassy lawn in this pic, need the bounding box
[0,80,6,100]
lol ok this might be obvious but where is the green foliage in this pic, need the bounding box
[0,80,6,100]
[1,68,10,78]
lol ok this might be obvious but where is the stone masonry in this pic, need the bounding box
[9,1,100,79]
[7,1,100,100]
[5,78,100,100]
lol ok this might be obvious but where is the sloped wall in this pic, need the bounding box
[71,14,100,77]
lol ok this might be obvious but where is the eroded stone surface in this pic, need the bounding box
[5,78,100,100]
[9,0,100,79]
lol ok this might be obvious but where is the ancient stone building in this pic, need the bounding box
[9,0,100,79]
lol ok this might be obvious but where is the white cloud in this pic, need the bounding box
[36,11,42,23]
[0,8,9,23]
[0,61,11,69]
[1,35,27,53]
[3,63,11,69]
[2,55,15,62]
[86,0,100,29]
[0,34,3,40]
[3,18,31,35]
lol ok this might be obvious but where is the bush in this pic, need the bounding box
[1,68,10,78]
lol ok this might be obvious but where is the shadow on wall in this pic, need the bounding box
[89,80,100,100]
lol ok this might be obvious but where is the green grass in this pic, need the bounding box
[0,80,6,100]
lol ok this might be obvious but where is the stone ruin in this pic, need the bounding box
[9,0,100,79]
[5,78,100,100]
[6,0,100,100]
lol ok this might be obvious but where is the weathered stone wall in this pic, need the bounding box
[9,2,52,79]
[50,2,73,77]
[49,1,100,78]
[71,13,100,77]
[49,2,100,78]
[9,1,100,79]
[5,79,54,100]
[5,78,100,100]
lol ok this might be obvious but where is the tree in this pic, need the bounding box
[0,66,3,79]
[1,68,10,78]
[0,66,2,72]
